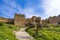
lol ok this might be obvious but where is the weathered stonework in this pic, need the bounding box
[0,17,13,24]
[0,17,8,23]
[0,13,60,27]
[26,16,41,25]
[14,14,25,26]
[42,15,60,24]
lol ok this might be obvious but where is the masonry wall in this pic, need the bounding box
[0,13,60,27]
[7,19,14,24]
[57,15,60,24]
[14,14,25,26]
[0,17,14,24]
[0,17,8,23]
[26,16,41,25]
[48,16,58,24]
[43,15,60,24]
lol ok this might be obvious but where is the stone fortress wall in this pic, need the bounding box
[42,15,60,24]
[0,13,60,26]
[14,14,25,26]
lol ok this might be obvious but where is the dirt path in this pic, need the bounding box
[15,27,34,40]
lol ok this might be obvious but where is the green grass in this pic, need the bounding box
[0,23,21,40]
[26,24,60,40]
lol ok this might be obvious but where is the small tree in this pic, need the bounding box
[0,22,4,26]
[35,17,41,34]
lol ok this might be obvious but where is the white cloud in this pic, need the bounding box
[0,0,44,19]
[1,0,60,19]
[42,0,60,18]
[0,0,41,18]
[23,7,41,18]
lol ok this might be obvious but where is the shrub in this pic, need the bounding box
[42,23,49,28]
[0,23,20,40]
[26,24,60,40]
[55,24,60,27]
[0,22,4,26]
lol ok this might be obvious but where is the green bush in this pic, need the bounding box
[26,24,60,40]
[0,23,21,40]
[0,26,17,40]
[0,22,4,26]
[42,23,49,28]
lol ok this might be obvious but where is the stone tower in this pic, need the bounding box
[14,14,25,26]
[31,16,37,24]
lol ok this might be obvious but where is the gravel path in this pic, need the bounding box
[15,27,34,40]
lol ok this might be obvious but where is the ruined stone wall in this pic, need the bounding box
[26,18,32,24]
[48,16,58,24]
[26,16,38,24]
[0,13,60,26]
[26,16,41,25]
[7,19,14,24]
[0,17,14,24]
[31,16,37,24]
[0,17,8,23]
[57,15,60,24]
[14,14,25,26]
[45,15,60,24]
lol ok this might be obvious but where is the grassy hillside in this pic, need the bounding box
[26,24,60,40]
[0,23,21,40]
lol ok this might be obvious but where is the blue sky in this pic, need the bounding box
[0,0,60,19]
